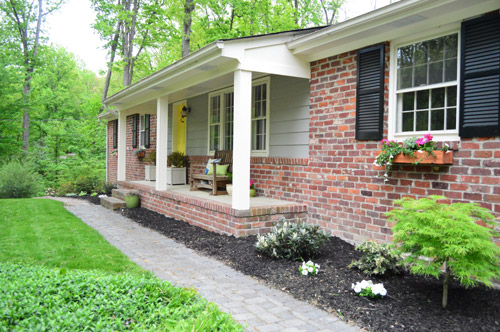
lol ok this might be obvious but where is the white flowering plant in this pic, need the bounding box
[352,280,387,299]
[299,261,320,276]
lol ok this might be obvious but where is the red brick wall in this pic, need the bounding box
[106,115,157,183]
[107,122,117,184]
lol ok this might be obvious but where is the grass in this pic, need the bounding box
[0,198,242,331]
[0,198,144,275]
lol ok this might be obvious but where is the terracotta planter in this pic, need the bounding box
[135,151,146,158]
[377,150,453,165]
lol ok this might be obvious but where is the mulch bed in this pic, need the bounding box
[80,196,500,332]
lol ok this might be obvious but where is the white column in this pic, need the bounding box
[117,111,127,181]
[232,69,252,210]
[156,96,169,190]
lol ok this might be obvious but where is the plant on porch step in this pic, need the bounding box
[386,196,500,308]
[375,134,450,176]
[168,151,189,168]
[256,221,328,261]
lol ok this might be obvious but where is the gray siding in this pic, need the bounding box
[269,76,310,158]
[181,75,310,158]
[185,93,209,156]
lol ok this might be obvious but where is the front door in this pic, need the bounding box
[172,101,187,153]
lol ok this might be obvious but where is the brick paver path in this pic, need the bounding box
[50,198,363,332]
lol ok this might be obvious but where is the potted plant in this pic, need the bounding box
[134,148,146,159]
[125,191,140,208]
[143,150,156,181]
[250,180,256,197]
[167,151,189,185]
[375,134,453,176]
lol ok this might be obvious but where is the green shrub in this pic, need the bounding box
[57,163,105,195]
[386,196,500,308]
[101,182,117,195]
[0,263,242,331]
[349,240,404,276]
[256,221,328,260]
[0,160,43,198]
[57,181,76,196]
[168,151,189,167]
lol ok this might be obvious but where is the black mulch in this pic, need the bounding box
[80,196,500,332]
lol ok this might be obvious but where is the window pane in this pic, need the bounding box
[444,34,457,59]
[403,92,414,111]
[447,108,456,130]
[398,68,413,89]
[414,41,428,65]
[432,88,445,108]
[224,92,234,150]
[414,64,427,86]
[431,109,444,130]
[398,45,414,67]
[447,86,457,107]
[416,90,429,109]
[416,111,429,131]
[428,37,444,62]
[429,62,443,84]
[444,59,457,81]
[402,112,414,132]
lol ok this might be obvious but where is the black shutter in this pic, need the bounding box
[132,114,138,148]
[144,114,150,148]
[460,13,500,138]
[112,120,118,149]
[356,44,385,140]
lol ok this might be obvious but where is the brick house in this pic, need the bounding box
[101,0,500,244]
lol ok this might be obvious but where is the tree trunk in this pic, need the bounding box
[182,0,194,58]
[101,22,122,103]
[442,260,450,308]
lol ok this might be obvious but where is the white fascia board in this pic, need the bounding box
[239,44,310,79]
[288,0,498,61]
[104,42,224,107]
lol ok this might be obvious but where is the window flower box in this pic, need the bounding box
[391,150,453,165]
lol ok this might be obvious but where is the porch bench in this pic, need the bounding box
[190,150,232,195]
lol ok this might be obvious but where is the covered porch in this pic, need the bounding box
[118,180,307,236]
[102,29,314,235]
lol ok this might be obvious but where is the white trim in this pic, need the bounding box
[388,28,461,142]
[206,76,271,156]
[156,96,169,191]
[139,114,146,149]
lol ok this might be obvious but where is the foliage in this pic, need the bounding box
[349,240,404,276]
[0,198,144,275]
[168,151,189,168]
[352,280,387,298]
[375,134,450,174]
[0,160,43,198]
[256,221,328,260]
[0,263,243,331]
[386,196,500,308]
[143,149,156,164]
[299,260,320,276]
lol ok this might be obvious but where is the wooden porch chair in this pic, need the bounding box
[190,150,232,195]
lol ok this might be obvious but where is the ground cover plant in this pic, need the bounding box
[116,205,500,332]
[0,263,242,331]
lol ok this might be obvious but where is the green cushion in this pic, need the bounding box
[207,164,229,176]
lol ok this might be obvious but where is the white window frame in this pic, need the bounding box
[207,77,270,156]
[388,25,461,142]
[139,114,146,148]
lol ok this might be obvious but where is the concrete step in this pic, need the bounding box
[112,189,133,201]
[100,196,126,210]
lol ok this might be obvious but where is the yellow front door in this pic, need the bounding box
[172,101,187,153]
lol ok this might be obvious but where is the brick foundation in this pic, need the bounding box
[118,181,307,236]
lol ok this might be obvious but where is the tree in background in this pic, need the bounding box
[0,0,63,151]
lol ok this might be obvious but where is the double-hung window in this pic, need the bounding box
[392,32,459,139]
[139,114,150,148]
[208,78,269,155]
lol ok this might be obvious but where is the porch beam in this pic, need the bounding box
[156,96,169,190]
[232,69,252,210]
[117,111,127,181]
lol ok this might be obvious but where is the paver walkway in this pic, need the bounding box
[50,197,363,332]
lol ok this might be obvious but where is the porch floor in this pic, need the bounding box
[132,181,295,208]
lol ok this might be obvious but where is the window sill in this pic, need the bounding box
[391,132,460,143]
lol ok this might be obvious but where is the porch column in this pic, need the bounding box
[156,96,169,190]
[232,69,252,210]
[117,111,127,181]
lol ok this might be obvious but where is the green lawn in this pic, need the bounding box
[0,198,242,331]
[0,198,144,275]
